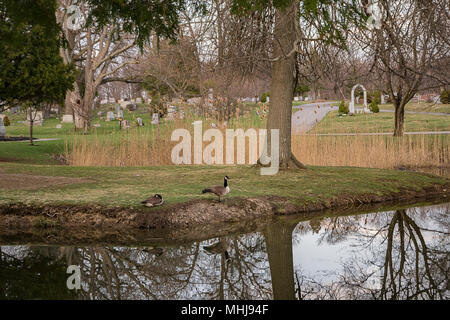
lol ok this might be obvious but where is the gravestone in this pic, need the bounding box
[126,104,137,111]
[106,111,115,121]
[179,110,185,119]
[121,120,130,129]
[380,95,385,104]
[136,97,142,104]
[26,110,44,126]
[93,123,101,128]
[136,117,143,126]
[62,114,74,123]
[294,97,299,101]
[0,118,6,137]
[56,124,62,129]
[151,113,159,125]
[100,99,108,105]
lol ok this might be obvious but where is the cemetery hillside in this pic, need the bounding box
[0,0,449,303]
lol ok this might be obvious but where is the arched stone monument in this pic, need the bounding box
[349,84,370,114]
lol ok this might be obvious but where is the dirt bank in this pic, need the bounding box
[0,182,448,233]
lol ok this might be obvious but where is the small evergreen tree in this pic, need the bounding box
[440,90,449,104]
[260,92,269,103]
[338,100,348,114]
[369,100,379,113]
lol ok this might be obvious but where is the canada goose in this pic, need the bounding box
[141,194,164,207]
[202,176,230,202]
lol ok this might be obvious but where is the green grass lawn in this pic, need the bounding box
[380,102,450,114]
[0,163,447,208]
[0,104,267,164]
[310,111,450,134]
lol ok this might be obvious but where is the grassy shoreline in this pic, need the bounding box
[0,163,448,230]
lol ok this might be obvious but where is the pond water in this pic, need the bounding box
[0,202,448,300]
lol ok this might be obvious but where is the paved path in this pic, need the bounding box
[292,102,336,133]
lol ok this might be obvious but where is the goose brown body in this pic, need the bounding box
[202,176,230,202]
[141,194,164,207]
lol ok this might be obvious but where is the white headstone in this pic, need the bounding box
[62,114,74,123]
[136,97,142,104]
[136,117,143,126]
[151,113,159,125]
[93,123,101,128]
[106,111,115,121]
[56,124,62,129]
[100,99,108,105]
[0,118,6,137]
[27,110,44,126]
[294,97,299,101]
[122,120,130,129]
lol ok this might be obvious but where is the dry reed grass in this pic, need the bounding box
[66,123,449,170]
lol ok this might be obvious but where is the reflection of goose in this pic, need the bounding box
[142,247,164,256]
[203,241,231,261]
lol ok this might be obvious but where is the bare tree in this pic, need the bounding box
[57,0,140,131]
[361,0,449,136]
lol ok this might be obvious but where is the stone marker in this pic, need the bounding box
[62,114,74,123]
[106,111,115,121]
[122,120,130,129]
[151,113,159,125]
[136,117,143,126]
[93,123,101,128]
[0,118,6,137]
[126,103,137,111]
[56,124,62,129]
[26,110,44,126]
[136,97,142,104]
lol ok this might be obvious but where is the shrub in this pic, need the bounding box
[371,91,381,104]
[2,116,10,126]
[369,100,379,113]
[338,100,348,114]
[260,92,269,103]
[440,90,449,104]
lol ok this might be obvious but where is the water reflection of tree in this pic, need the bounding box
[0,246,77,299]
[52,233,273,300]
[295,206,449,300]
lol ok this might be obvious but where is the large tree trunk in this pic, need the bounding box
[267,1,305,169]
[265,220,297,300]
